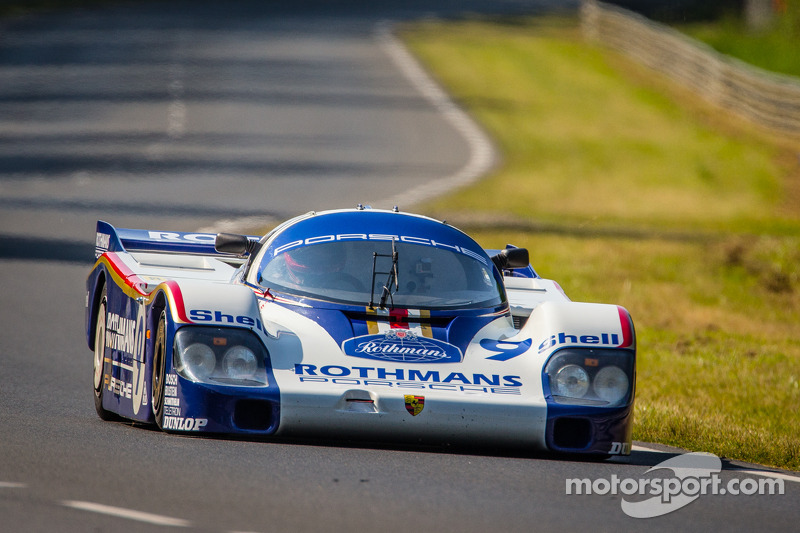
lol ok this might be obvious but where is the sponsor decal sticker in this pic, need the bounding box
[294,364,522,395]
[342,329,462,364]
[95,232,110,256]
[404,395,425,416]
[480,338,532,361]
[609,441,631,455]
[105,374,132,399]
[189,308,272,337]
[365,307,432,337]
[162,417,208,431]
[272,233,489,266]
[163,374,180,415]
[147,231,216,244]
[105,305,147,415]
[537,332,622,353]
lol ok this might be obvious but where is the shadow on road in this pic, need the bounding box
[0,234,93,264]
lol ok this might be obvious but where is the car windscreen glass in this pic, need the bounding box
[257,240,504,309]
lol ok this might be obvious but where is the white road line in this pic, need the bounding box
[632,444,800,483]
[632,443,666,453]
[373,20,497,208]
[61,501,191,527]
[203,21,496,234]
[166,39,188,139]
[733,469,800,484]
[0,482,26,488]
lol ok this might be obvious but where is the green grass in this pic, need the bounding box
[678,3,800,78]
[400,16,800,470]
[404,18,794,235]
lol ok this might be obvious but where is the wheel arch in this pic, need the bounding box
[87,269,108,351]
[149,290,168,330]
[145,289,170,372]
[149,288,172,428]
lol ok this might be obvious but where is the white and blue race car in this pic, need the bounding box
[86,207,635,455]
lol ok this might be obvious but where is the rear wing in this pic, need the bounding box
[94,220,261,259]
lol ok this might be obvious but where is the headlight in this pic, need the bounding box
[544,349,634,406]
[594,365,629,404]
[181,343,216,380]
[173,327,269,387]
[223,346,258,380]
[551,364,589,398]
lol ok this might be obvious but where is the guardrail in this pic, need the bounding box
[580,0,800,139]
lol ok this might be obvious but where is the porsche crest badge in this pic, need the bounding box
[404,395,425,416]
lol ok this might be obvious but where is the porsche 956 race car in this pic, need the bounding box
[86,207,635,456]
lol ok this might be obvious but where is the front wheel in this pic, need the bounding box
[151,311,168,429]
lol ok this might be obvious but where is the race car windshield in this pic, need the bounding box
[257,240,505,310]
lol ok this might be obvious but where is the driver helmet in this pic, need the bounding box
[283,244,345,285]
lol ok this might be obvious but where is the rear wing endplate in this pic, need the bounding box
[94,220,260,259]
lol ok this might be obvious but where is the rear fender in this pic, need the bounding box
[85,265,107,350]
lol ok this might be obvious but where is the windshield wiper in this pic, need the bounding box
[379,241,399,309]
[369,239,399,310]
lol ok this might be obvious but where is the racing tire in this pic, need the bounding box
[93,285,119,420]
[151,310,168,429]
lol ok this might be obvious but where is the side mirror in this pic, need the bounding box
[491,247,529,270]
[215,233,255,255]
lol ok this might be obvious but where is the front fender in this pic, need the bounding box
[517,301,635,356]
[161,279,263,334]
[518,301,636,455]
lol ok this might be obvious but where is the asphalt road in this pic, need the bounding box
[0,1,797,531]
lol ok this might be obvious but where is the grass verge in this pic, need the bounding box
[400,16,800,470]
[678,3,800,78]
